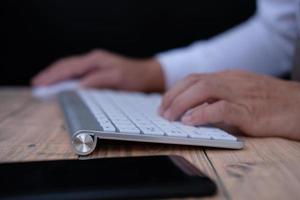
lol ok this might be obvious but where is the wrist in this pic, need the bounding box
[141,58,166,92]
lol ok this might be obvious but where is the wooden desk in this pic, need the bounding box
[1,87,300,200]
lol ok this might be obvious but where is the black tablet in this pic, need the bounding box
[0,155,216,199]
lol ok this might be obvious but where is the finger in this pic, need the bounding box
[80,69,120,89]
[163,78,227,121]
[181,102,209,118]
[159,74,201,114]
[181,100,243,126]
[32,52,101,86]
[180,102,242,135]
[32,56,93,86]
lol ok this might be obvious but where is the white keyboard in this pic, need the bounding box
[59,90,243,155]
[79,90,237,140]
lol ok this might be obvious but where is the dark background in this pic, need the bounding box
[1,0,256,85]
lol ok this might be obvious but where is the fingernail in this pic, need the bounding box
[79,82,85,88]
[183,109,193,117]
[181,115,192,123]
[163,110,172,120]
[79,81,88,88]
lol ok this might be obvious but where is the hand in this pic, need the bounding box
[159,70,300,141]
[31,49,165,92]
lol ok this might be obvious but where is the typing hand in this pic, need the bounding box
[159,70,300,140]
[32,49,165,92]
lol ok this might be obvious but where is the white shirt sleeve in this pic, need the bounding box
[156,0,300,89]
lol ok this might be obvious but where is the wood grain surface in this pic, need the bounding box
[0,87,299,200]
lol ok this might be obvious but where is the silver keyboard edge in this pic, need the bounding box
[91,131,244,150]
[58,91,101,155]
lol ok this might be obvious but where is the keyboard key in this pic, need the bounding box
[188,132,212,140]
[193,127,237,141]
[102,124,116,132]
[118,127,140,134]
[140,126,164,136]
[164,129,188,137]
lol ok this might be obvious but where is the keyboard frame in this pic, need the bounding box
[59,91,244,155]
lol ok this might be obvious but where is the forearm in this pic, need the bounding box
[156,0,299,89]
